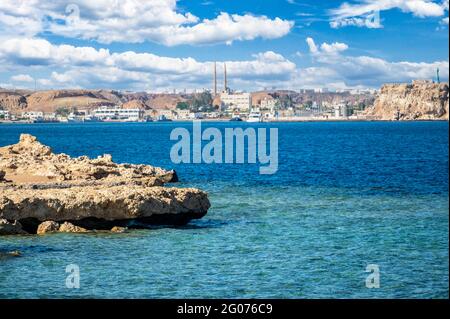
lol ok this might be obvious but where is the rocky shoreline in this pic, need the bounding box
[0,134,210,235]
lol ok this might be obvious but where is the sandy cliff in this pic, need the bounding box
[365,80,449,120]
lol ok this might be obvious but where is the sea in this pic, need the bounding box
[0,121,448,298]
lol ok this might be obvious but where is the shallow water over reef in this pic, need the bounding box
[0,121,448,298]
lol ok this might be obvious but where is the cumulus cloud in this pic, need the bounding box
[320,42,349,54]
[10,74,34,82]
[0,37,296,91]
[330,0,447,28]
[302,37,449,88]
[1,35,448,92]
[306,38,349,56]
[0,0,293,46]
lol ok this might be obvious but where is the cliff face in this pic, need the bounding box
[0,92,28,112]
[366,80,449,120]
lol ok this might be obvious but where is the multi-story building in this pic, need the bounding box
[260,96,277,110]
[93,106,142,121]
[334,103,348,118]
[21,111,44,121]
[220,92,251,111]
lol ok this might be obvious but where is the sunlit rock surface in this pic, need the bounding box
[0,134,209,234]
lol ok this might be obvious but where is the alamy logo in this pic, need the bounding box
[365,264,380,289]
[170,121,278,174]
[65,264,80,289]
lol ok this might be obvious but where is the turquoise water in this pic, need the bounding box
[0,121,448,298]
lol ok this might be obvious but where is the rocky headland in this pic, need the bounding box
[365,80,449,120]
[0,134,210,235]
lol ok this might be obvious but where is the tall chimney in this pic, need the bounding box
[213,62,217,96]
[224,62,227,92]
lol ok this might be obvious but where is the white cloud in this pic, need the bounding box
[0,0,293,46]
[0,37,296,91]
[302,37,449,88]
[1,35,448,92]
[306,37,318,54]
[0,38,111,66]
[320,42,349,54]
[306,38,349,55]
[330,0,447,28]
[10,74,34,82]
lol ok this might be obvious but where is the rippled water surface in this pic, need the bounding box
[0,121,448,298]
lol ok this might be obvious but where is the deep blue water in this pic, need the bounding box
[0,121,448,298]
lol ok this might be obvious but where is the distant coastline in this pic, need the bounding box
[1,118,448,125]
[1,80,448,123]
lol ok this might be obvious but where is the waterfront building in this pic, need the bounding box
[93,105,142,121]
[220,91,251,111]
[260,96,277,110]
[21,111,44,121]
[333,103,348,118]
[156,109,176,120]
[174,109,190,119]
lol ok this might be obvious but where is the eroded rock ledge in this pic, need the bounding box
[0,134,210,235]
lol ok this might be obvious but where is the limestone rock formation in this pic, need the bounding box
[111,226,127,233]
[0,134,210,235]
[37,221,60,235]
[0,134,178,184]
[37,221,89,234]
[0,219,27,235]
[58,222,89,233]
[365,80,449,120]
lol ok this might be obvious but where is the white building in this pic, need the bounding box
[334,103,348,118]
[260,96,277,110]
[174,109,190,119]
[93,106,142,121]
[157,109,176,120]
[0,109,10,120]
[220,92,251,111]
[21,111,44,121]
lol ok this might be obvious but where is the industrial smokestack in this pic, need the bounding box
[224,62,227,93]
[213,62,217,96]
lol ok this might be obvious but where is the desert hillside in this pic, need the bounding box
[0,89,187,114]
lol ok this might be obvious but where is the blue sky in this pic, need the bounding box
[0,0,448,92]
